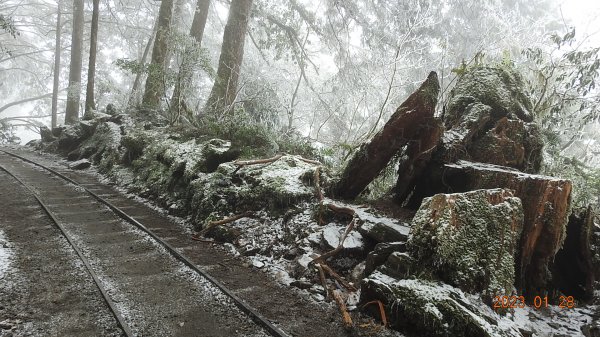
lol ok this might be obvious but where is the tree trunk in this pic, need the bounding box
[204,0,253,115]
[170,0,210,118]
[51,1,62,128]
[141,0,175,109]
[128,21,157,107]
[333,72,440,200]
[64,0,84,124]
[407,160,572,300]
[84,0,100,117]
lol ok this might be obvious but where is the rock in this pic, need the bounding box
[357,219,410,243]
[57,124,86,154]
[334,72,440,199]
[364,242,406,276]
[78,122,123,172]
[408,188,523,299]
[39,126,56,143]
[360,271,522,337]
[321,223,364,253]
[378,252,414,279]
[68,159,91,170]
[189,155,321,229]
[351,261,366,283]
[290,280,313,289]
[408,160,572,298]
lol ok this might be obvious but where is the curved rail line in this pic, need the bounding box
[0,149,289,337]
[0,163,136,337]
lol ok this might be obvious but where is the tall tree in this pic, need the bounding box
[141,0,174,109]
[84,0,100,117]
[204,0,253,115]
[170,0,210,117]
[51,1,62,128]
[127,21,157,107]
[65,0,84,124]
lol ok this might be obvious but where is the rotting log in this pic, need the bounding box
[407,160,572,299]
[334,72,440,200]
[552,205,595,302]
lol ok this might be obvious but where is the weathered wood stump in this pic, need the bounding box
[406,160,572,299]
[552,205,595,301]
[334,71,440,199]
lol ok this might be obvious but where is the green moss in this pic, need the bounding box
[407,189,523,300]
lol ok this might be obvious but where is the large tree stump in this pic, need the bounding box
[393,118,444,203]
[334,72,440,200]
[407,160,572,299]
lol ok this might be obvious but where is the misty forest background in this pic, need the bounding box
[1,0,600,206]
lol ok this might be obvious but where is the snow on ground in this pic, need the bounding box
[0,230,14,280]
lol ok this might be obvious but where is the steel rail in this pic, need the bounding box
[0,162,135,337]
[0,149,289,337]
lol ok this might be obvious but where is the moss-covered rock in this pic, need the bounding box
[408,188,523,300]
[360,271,522,337]
[189,155,320,230]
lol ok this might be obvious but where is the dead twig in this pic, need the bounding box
[331,289,353,330]
[313,217,357,262]
[198,211,253,236]
[361,300,388,327]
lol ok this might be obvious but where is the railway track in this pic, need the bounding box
[0,149,289,337]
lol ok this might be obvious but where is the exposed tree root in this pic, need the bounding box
[233,154,283,167]
[316,263,329,300]
[362,300,388,327]
[318,262,357,292]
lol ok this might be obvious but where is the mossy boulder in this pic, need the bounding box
[408,188,523,300]
[76,122,123,169]
[360,271,522,337]
[189,155,321,230]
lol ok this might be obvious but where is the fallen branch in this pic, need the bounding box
[331,289,353,330]
[362,300,388,327]
[233,154,283,167]
[297,156,321,165]
[316,263,329,300]
[198,211,253,236]
[313,217,357,262]
[319,262,357,292]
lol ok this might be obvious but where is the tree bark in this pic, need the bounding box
[84,0,100,117]
[170,0,210,118]
[64,0,84,124]
[51,1,62,128]
[333,72,440,200]
[204,0,253,115]
[141,0,175,109]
